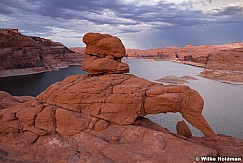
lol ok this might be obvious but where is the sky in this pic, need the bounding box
[0,0,243,49]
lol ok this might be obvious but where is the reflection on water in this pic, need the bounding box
[0,66,87,96]
[0,59,242,139]
[123,58,243,139]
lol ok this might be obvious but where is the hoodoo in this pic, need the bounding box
[82,33,129,74]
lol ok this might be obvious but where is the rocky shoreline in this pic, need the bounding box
[2,28,242,85]
[1,32,243,162]
[0,63,84,78]
[0,29,86,78]
[125,44,243,85]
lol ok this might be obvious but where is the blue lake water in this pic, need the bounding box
[0,66,87,96]
[0,59,242,139]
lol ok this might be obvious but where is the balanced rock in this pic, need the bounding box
[83,33,126,58]
[82,32,129,74]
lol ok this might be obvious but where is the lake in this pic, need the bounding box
[0,59,242,139]
[0,66,87,96]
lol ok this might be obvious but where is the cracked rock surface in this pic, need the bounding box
[1,74,242,163]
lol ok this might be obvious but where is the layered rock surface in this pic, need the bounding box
[126,43,243,63]
[0,29,86,77]
[200,48,243,84]
[0,75,243,162]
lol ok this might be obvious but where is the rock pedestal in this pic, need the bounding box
[82,33,129,74]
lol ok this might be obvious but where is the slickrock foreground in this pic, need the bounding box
[1,33,243,162]
[0,28,86,77]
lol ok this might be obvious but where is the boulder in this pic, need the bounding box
[176,120,192,138]
[83,32,126,59]
[82,56,129,74]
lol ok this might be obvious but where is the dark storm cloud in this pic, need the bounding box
[214,6,243,16]
[0,3,13,14]
[116,5,207,26]
[0,0,214,27]
[1,0,243,28]
[1,0,243,48]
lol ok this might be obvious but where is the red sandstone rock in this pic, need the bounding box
[82,56,129,74]
[0,71,242,162]
[1,32,242,162]
[0,29,85,77]
[36,74,216,139]
[94,119,111,131]
[192,134,243,157]
[83,32,125,59]
[200,48,243,83]
[156,75,189,84]
[82,32,129,75]
[126,43,243,84]
[126,42,243,62]
[0,107,218,162]
[0,91,33,110]
[176,120,192,138]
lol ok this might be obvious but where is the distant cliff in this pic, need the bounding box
[0,29,86,77]
[126,43,243,63]
[126,43,243,84]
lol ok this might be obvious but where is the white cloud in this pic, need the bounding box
[192,0,243,12]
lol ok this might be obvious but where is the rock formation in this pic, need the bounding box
[126,42,243,63]
[126,43,243,84]
[81,33,129,74]
[0,28,86,77]
[200,48,243,84]
[156,75,189,84]
[176,120,192,138]
[1,33,243,162]
[0,91,33,110]
[36,73,216,139]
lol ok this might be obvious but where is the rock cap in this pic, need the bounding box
[83,32,126,59]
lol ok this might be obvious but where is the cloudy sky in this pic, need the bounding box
[1,0,243,49]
